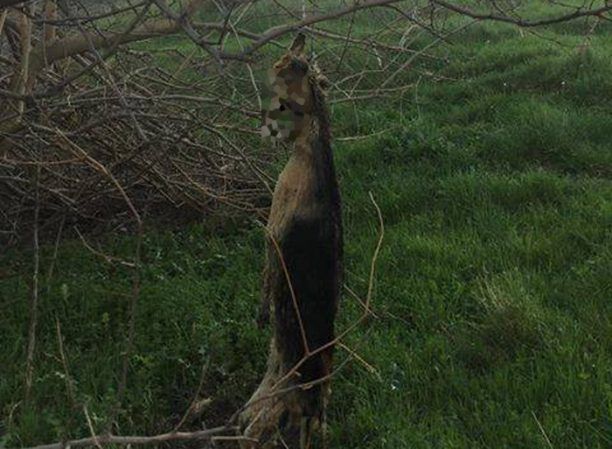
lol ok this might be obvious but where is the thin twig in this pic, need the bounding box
[24,165,40,402]
[531,410,554,449]
[55,317,77,407]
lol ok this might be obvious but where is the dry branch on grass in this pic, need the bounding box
[8,426,245,449]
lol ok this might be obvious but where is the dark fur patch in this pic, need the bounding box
[266,133,342,416]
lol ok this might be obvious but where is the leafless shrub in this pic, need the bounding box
[2,0,607,247]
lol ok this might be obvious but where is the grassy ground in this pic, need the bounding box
[1,3,612,449]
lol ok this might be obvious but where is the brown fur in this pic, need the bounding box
[240,34,342,449]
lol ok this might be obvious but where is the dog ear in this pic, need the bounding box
[289,33,306,55]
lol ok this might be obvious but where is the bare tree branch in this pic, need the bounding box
[229,0,407,57]
[0,0,31,9]
[432,0,612,27]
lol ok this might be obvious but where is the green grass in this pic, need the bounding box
[2,3,612,449]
